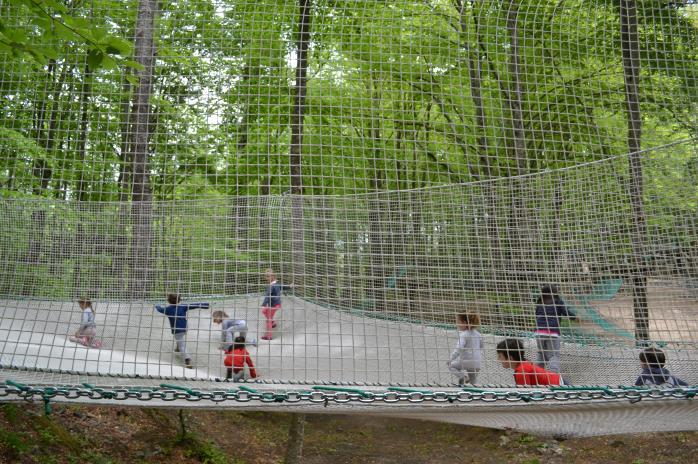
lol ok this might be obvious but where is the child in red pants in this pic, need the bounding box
[224,336,257,381]
[261,268,282,340]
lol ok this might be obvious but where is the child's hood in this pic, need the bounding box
[644,366,673,383]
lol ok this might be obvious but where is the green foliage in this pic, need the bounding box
[2,403,20,424]
[0,427,30,459]
[0,0,134,69]
[33,415,84,453]
[175,433,231,464]
[0,0,696,300]
[1,0,696,198]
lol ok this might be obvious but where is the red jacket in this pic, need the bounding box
[513,361,561,386]
[224,347,257,378]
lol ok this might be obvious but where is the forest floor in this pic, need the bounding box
[1,402,698,463]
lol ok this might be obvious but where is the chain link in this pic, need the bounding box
[1,383,696,406]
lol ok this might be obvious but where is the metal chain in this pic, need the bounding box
[1,383,695,405]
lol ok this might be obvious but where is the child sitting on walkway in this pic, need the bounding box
[69,297,101,348]
[497,338,563,386]
[635,347,687,387]
[224,336,257,381]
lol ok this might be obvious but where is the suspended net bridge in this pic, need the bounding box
[1,0,698,437]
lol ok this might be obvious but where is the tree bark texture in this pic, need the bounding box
[620,0,649,342]
[128,0,159,297]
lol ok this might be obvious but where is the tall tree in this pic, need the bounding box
[620,0,649,342]
[289,0,312,290]
[127,0,159,297]
[457,0,491,179]
[503,0,531,299]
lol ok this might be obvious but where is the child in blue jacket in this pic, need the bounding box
[155,293,209,369]
[635,347,688,387]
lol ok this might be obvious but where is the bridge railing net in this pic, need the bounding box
[0,0,697,388]
[1,146,698,387]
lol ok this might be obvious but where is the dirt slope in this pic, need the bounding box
[1,403,697,464]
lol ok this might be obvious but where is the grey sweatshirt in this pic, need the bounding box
[449,329,482,370]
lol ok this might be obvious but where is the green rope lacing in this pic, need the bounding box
[3,380,695,406]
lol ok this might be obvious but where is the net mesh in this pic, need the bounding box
[1,0,698,433]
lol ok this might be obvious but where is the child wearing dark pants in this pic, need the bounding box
[534,284,577,373]
[155,293,209,369]
[224,336,258,381]
[497,338,563,386]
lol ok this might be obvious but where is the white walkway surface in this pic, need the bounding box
[2,295,696,387]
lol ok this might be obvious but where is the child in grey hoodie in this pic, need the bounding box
[447,312,482,385]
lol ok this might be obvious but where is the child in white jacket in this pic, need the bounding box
[448,313,482,385]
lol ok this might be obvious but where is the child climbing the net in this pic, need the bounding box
[69,297,101,348]
[224,336,258,381]
[447,312,482,385]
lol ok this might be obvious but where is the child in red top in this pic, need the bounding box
[224,336,257,381]
[496,338,563,386]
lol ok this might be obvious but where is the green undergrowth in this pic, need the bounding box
[0,403,116,464]
[173,433,235,464]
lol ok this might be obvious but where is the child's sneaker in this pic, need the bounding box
[185,359,194,369]
[261,334,272,341]
[248,338,258,346]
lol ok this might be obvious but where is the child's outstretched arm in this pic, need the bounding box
[155,305,166,314]
[182,302,210,312]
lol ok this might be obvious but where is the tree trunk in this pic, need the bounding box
[458,0,491,179]
[289,0,312,291]
[32,61,69,197]
[367,75,386,310]
[237,62,255,151]
[620,0,649,343]
[75,61,93,201]
[230,60,254,290]
[504,0,530,301]
[33,60,56,143]
[283,413,306,464]
[127,0,159,298]
[111,79,132,294]
[505,0,526,177]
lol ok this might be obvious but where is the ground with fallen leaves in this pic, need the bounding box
[1,402,697,463]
